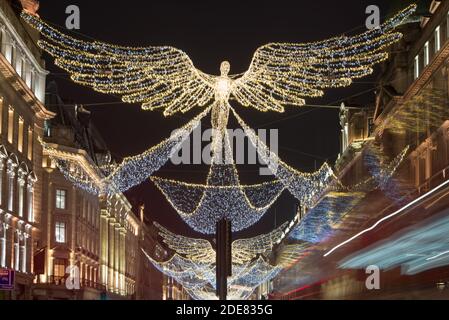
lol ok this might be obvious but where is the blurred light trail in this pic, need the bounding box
[324,178,449,257]
[338,210,449,275]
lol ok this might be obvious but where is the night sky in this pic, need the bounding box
[22,0,416,238]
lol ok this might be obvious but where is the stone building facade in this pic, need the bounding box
[0,0,53,299]
[272,0,449,300]
[0,0,167,300]
[32,82,142,300]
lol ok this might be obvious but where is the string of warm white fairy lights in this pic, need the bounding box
[288,192,365,244]
[20,12,216,116]
[231,107,335,208]
[53,159,101,195]
[143,248,283,300]
[151,129,286,234]
[185,287,254,301]
[144,222,294,300]
[43,106,210,195]
[22,3,417,300]
[25,4,416,200]
[103,106,211,193]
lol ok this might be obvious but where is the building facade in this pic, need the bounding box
[135,205,167,300]
[0,0,53,300]
[162,275,190,300]
[31,82,142,300]
[272,0,449,300]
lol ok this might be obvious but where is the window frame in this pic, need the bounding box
[435,26,441,52]
[55,221,66,244]
[55,189,67,210]
[7,107,14,144]
[414,55,420,80]
[424,41,430,66]
[17,117,24,153]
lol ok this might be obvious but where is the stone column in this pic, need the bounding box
[0,222,8,268]
[25,224,32,274]
[0,155,6,206]
[99,196,110,290]
[114,220,121,294]
[21,233,29,273]
[14,230,20,271]
[6,160,18,212]
[119,226,126,296]
[26,175,37,223]
[2,214,12,270]
[108,216,116,291]
[17,169,26,218]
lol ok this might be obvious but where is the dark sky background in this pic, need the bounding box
[28,0,416,239]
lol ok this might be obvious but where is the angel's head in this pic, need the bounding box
[220,61,230,77]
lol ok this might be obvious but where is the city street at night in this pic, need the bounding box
[0,0,449,314]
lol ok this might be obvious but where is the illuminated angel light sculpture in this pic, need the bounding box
[21,3,416,299]
[143,222,293,300]
[22,5,415,120]
[21,4,416,196]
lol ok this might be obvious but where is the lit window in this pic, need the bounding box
[18,118,24,153]
[424,42,430,66]
[56,189,67,210]
[55,222,66,244]
[7,107,14,144]
[53,258,67,279]
[27,127,33,160]
[15,57,23,77]
[4,38,13,64]
[44,120,51,137]
[435,26,441,52]
[25,62,32,88]
[414,55,420,80]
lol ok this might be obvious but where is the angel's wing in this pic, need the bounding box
[232,222,289,264]
[232,4,416,112]
[21,12,215,116]
[154,222,216,264]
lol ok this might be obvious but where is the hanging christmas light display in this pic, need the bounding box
[23,4,416,199]
[21,4,415,116]
[20,3,417,300]
[289,192,365,244]
[155,221,290,265]
[143,222,298,299]
[152,129,287,234]
[42,107,210,194]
